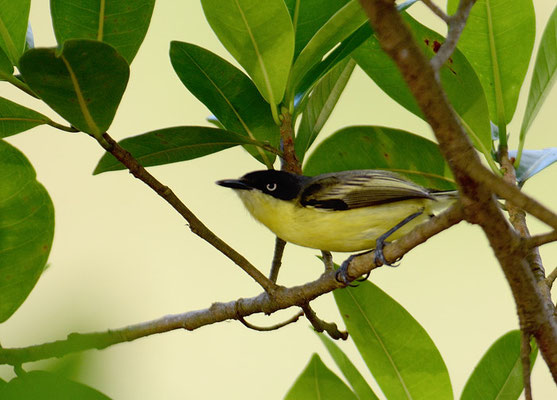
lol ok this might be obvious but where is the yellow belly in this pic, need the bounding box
[236,190,436,252]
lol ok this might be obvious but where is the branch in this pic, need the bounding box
[302,304,348,340]
[421,0,450,23]
[269,237,287,283]
[98,133,277,294]
[0,197,460,365]
[237,310,304,332]
[430,0,476,71]
[358,0,557,381]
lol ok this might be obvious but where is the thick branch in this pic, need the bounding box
[358,0,557,380]
[99,133,277,294]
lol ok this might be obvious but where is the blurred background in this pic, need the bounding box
[1,0,556,398]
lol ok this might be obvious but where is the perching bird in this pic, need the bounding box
[217,169,457,279]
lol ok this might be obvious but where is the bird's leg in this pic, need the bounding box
[374,209,424,267]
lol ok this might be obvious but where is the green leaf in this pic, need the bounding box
[284,354,358,400]
[316,333,379,400]
[286,0,367,103]
[0,140,54,323]
[461,330,537,400]
[519,5,557,141]
[19,39,129,137]
[94,126,263,174]
[169,41,278,166]
[295,58,355,162]
[0,0,31,65]
[284,0,349,59]
[200,0,294,105]
[334,281,453,400]
[0,47,13,78]
[354,13,492,155]
[0,97,50,138]
[303,126,455,190]
[50,0,155,64]
[447,0,535,125]
[0,371,110,400]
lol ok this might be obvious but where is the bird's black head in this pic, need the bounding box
[217,170,309,200]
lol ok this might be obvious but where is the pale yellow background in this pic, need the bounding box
[1,0,556,398]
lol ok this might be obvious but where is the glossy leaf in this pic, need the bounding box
[520,5,557,140]
[169,41,278,166]
[201,0,294,105]
[94,126,263,174]
[296,58,355,162]
[461,330,537,400]
[0,140,54,322]
[303,126,455,190]
[286,0,366,103]
[19,39,129,137]
[0,371,110,400]
[509,148,557,184]
[354,13,492,155]
[284,354,358,400]
[317,333,379,400]
[447,0,535,124]
[334,281,453,400]
[0,97,49,138]
[284,0,349,59]
[0,47,13,79]
[50,0,155,64]
[0,0,31,65]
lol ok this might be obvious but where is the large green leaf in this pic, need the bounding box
[461,330,537,400]
[354,13,492,155]
[19,39,129,138]
[0,97,50,138]
[0,47,13,78]
[317,333,379,400]
[284,354,358,400]
[334,282,453,400]
[286,0,367,103]
[169,41,278,167]
[519,5,557,141]
[0,0,30,65]
[50,0,155,64]
[0,140,54,322]
[447,0,535,125]
[284,0,349,59]
[0,371,110,400]
[295,58,355,162]
[94,126,263,174]
[200,0,294,105]
[303,126,455,190]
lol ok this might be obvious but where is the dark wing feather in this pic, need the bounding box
[300,170,433,210]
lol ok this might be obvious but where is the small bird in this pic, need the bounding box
[217,169,457,279]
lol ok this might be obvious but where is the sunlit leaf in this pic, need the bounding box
[94,126,263,174]
[354,13,492,155]
[19,39,129,137]
[0,0,31,65]
[50,0,155,64]
[509,148,557,184]
[0,97,49,138]
[334,281,453,400]
[447,0,535,124]
[520,5,557,140]
[201,0,294,105]
[0,140,54,322]
[317,333,379,400]
[169,41,278,166]
[461,330,537,400]
[295,58,355,162]
[303,125,455,190]
[284,354,358,400]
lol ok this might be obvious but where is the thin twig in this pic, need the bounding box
[302,304,348,340]
[237,311,304,332]
[98,133,277,294]
[46,120,79,132]
[269,237,287,283]
[421,0,450,23]
[526,231,557,249]
[321,251,334,272]
[521,332,533,400]
[546,266,557,289]
[431,0,477,71]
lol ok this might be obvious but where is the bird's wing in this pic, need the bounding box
[299,170,433,210]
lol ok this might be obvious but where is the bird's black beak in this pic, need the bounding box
[216,179,252,190]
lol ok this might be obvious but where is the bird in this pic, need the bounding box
[217,169,457,282]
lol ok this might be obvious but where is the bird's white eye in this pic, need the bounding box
[266,183,277,191]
